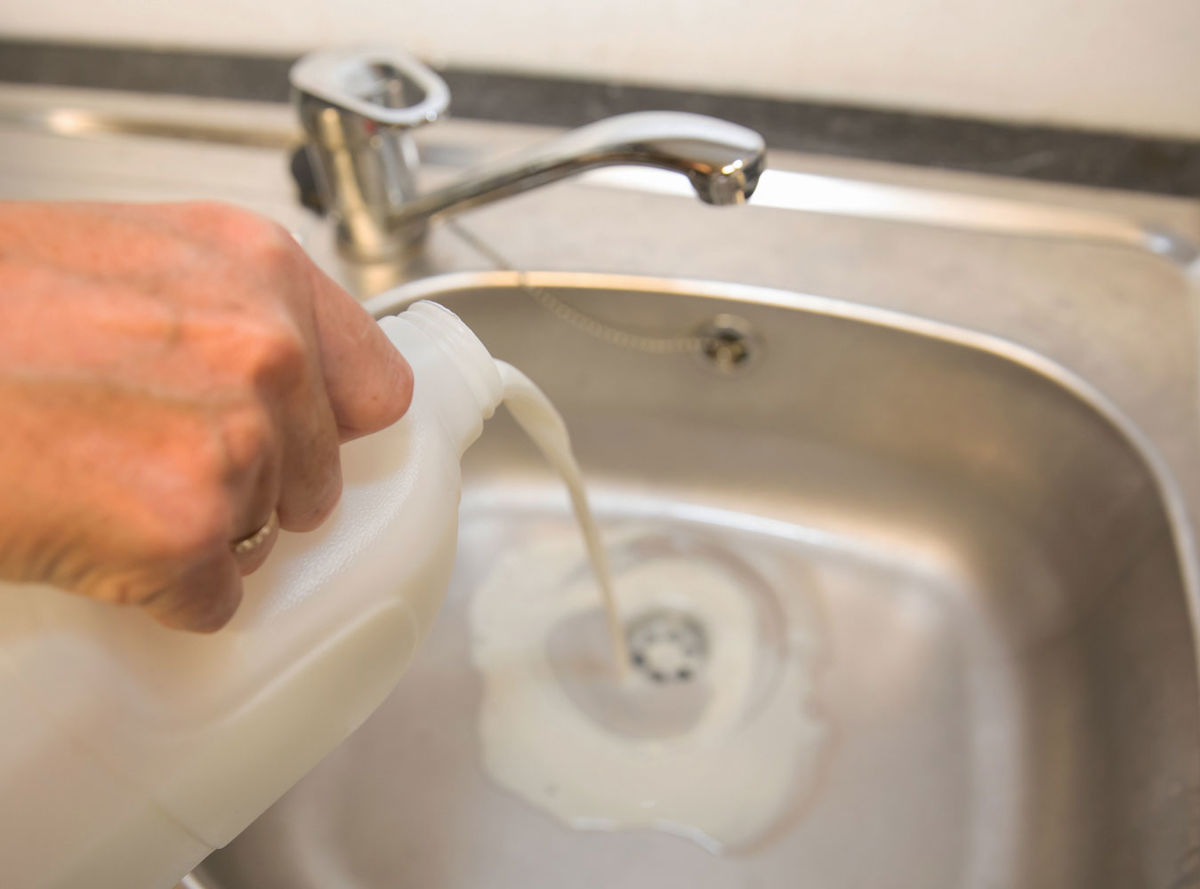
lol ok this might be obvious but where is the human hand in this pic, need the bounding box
[0,202,413,631]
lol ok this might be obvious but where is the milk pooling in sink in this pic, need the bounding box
[473,365,827,852]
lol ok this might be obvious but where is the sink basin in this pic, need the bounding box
[196,272,1200,889]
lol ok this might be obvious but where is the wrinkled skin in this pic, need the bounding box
[0,202,413,631]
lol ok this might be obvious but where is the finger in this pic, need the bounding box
[228,423,283,571]
[306,265,414,441]
[141,552,243,633]
[273,370,343,532]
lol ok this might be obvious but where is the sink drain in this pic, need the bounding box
[694,314,760,373]
[627,610,708,683]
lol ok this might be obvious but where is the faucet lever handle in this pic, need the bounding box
[290,47,450,129]
[290,47,451,260]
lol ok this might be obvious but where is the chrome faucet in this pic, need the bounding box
[290,48,767,261]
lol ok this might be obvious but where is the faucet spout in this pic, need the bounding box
[389,111,765,242]
[291,48,766,261]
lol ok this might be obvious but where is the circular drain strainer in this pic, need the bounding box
[627,609,708,683]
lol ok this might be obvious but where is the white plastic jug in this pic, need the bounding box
[0,301,505,889]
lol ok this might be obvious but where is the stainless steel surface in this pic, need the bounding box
[0,85,302,150]
[585,166,1200,267]
[194,273,1200,888]
[694,313,760,372]
[0,103,298,149]
[291,47,765,259]
[2,83,1200,889]
[1,85,1193,270]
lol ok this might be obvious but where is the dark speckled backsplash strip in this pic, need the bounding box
[1,39,1198,197]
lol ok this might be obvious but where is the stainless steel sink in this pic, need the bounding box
[195,272,1200,889]
[2,81,1197,889]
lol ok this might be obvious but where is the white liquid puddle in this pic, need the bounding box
[476,363,826,852]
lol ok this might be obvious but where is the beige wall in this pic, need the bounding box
[4,0,1199,138]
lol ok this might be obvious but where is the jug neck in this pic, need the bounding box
[378,301,504,453]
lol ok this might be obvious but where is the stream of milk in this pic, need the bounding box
[495,362,629,676]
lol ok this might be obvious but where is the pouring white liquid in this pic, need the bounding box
[473,364,828,852]
[496,362,629,676]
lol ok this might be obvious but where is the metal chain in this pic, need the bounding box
[448,220,704,355]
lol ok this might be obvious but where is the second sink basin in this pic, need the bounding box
[197,272,1200,889]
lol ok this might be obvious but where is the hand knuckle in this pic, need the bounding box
[218,403,276,475]
[227,212,295,264]
[244,319,308,386]
[209,311,307,391]
[183,201,256,238]
[187,202,297,266]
